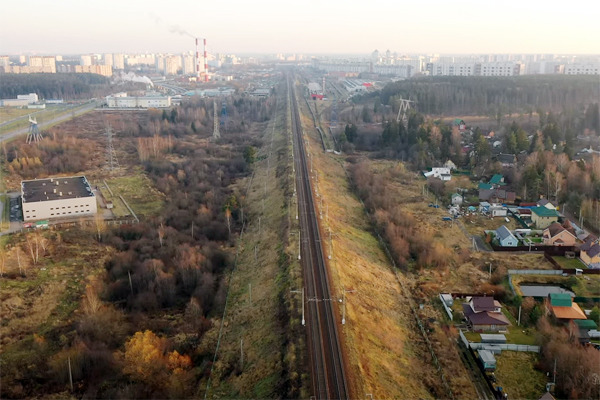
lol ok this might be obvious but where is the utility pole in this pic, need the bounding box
[68,357,73,392]
[291,288,305,326]
[342,288,356,325]
[487,262,492,280]
[240,338,244,369]
[249,283,252,305]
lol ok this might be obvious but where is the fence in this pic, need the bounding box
[490,244,578,253]
[439,293,453,320]
[508,269,563,275]
[469,342,540,353]
[460,330,539,353]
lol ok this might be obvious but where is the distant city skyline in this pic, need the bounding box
[1,0,599,55]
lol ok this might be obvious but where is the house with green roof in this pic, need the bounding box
[478,182,493,190]
[570,319,598,344]
[531,206,560,229]
[489,174,504,185]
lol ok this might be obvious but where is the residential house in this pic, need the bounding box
[569,319,598,344]
[451,193,463,206]
[537,199,558,210]
[478,182,493,190]
[444,159,457,170]
[452,118,466,132]
[462,296,510,332]
[545,293,587,322]
[531,206,560,229]
[580,237,600,267]
[479,188,516,204]
[424,167,451,181]
[496,225,518,247]
[489,204,508,217]
[489,174,504,185]
[542,222,577,246]
[497,153,517,167]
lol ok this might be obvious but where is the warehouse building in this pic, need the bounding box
[21,176,97,221]
[106,92,171,108]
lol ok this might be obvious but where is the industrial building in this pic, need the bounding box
[105,92,171,108]
[21,176,97,221]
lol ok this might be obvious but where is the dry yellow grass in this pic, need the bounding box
[295,98,441,398]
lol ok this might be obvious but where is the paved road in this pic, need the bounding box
[0,101,98,142]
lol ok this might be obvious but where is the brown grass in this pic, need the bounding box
[297,96,443,398]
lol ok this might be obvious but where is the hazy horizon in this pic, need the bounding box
[1,0,599,55]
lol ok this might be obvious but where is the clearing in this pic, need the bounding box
[494,351,546,399]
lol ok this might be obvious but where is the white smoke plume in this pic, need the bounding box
[115,72,154,88]
[169,25,194,38]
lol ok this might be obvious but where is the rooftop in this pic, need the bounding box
[531,206,560,218]
[574,319,598,329]
[22,176,94,203]
[489,174,504,184]
[549,293,572,307]
[496,225,516,241]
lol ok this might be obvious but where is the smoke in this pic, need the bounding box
[169,25,194,38]
[115,72,154,88]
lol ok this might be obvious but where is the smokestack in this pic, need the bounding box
[195,38,201,79]
[204,38,208,82]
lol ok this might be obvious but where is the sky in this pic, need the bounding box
[1,0,599,55]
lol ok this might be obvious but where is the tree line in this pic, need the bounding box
[378,75,600,116]
[0,73,110,100]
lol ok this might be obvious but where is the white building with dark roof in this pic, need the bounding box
[21,176,97,221]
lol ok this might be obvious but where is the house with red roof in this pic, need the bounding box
[542,222,577,246]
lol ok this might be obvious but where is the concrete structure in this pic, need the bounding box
[21,176,97,221]
[75,65,112,77]
[531,206,560,229]
[496,225,518,247]
[564,63,600,75]
[104,53,113,67]
[27,56,56,73]
[106,93,171,108]
[113,53,125,69]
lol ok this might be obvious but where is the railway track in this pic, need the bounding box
[288,74,348,400]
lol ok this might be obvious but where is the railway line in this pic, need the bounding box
[288,74,348,400]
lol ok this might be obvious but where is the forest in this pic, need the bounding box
[377,75,600,116]
[0,89,276,398]
[0,73,110,100]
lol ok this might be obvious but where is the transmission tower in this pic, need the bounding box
[396,98,415,126]
[26,115,43,144]
[220,100,228,131]
[105,124,119,171]
[330,100,338,129]
[213,99,220,140]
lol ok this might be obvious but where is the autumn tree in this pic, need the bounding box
[121,330,192,389]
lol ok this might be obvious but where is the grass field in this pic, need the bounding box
[104,170,164,218]
[552,256,586,269]
[0,107,32,124]
[494,352,546,399]
[1,194,10,231]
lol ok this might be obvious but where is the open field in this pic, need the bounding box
[462,213,520,236]
[0,107,32,124]
[494,351,546,399]
[297,94,477,399]
[103,170,164,218]
[552,255,586,270]
[0,229,113,393]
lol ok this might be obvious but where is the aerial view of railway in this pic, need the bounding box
[1,1,599,399]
